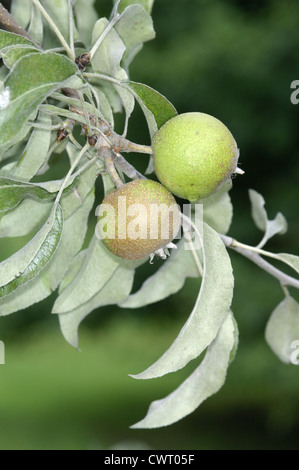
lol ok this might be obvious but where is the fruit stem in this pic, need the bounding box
[101,147,124,189]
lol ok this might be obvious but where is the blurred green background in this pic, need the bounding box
[0,0,299,450]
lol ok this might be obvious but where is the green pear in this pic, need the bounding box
[152,112,241,201]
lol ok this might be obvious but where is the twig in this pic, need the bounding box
[220,234,299,289]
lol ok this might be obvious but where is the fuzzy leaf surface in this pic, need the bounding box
[132,311,237,428]
[131,222,234,379]
[0,52,77,148]
[265,296,299,364]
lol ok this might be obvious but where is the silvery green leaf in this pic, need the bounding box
[11,0,31,29]
[91,17,127,113]
[73,0,98,47]
[88,85,114,126]
[52,236,120,313]
[120,239,200,308]
[132,222,234,379]
[11,113,52,181]
[0,177,56,212]
[28,2,44,45]
[0,52,78,148]
[115,4,155,70]
[1,45,39,69]
[0,30,36,51]
[58,264,135,348]
[200,184,233,235]
[265,296,299,364]
[125,81,177,138]
[58,249,86,293]
[0,190,94,315]
[0,198,52,238]
[249,189,288,248]
[39,0,78,49]
[113,70,135,133]
[39,104,87,126]
[117,0,154,14]
[276,253,299,275]
[132,311,237,429]
[91,17,126,76]
[0,204,63,298]
[61,160,100,219]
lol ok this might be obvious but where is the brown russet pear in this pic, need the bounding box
[97,179,181,260]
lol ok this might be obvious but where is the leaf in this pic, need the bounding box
[73,0,99,47]
[265,296,299,364]
[1,45,39,69]
[125,81,177,137]
[200,183,233,235]
[11,0,32,29]
[117,0,155,14]
[0,178,56,212]
[27,2,44,45]
[0,173,79,212]
[131,222,234,379]
[0,204,63,298]
[0,190,94,315]
[131,311,237,428]
[0,52,78,148]
[0,198,53,238]
[91,17,126,76]
[276,253,299,275]
[11,113,52,181]
[58,263,135,348]
[249,189,287,248]
[120,239,200,308]
[60,160,101,219]
[52,236,121,313]
[115,4,155,70]
[39,0,78,49]
[0,30,36,50]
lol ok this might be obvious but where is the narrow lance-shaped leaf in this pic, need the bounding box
[120,238,200,308]
[11,112,52,181]
[0,176,79,212]
[249,189,287,248]
[131,222,234,379]
[265,295,299,364]
[132,311,237,429]
[58,262,135,348]
[39,0,78,49]
[0,204,63,298]
[0,52,78,148]
[0,198,53,238]
[0,190,94,316]
[52,236,121,313]
[199,181,233,235]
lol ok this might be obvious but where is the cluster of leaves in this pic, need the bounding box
[0,0,298,429]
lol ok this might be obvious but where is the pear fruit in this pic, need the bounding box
[97,179,181,260]
[152,112,241,201]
